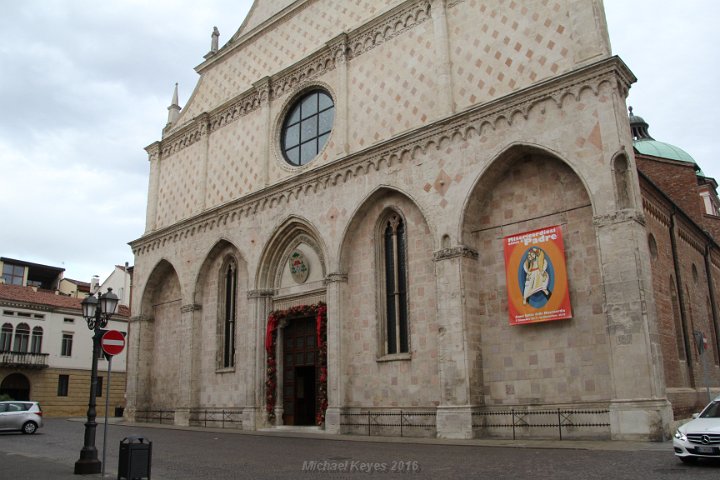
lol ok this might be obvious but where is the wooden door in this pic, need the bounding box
[282,317,318,425]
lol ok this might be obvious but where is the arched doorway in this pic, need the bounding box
[0,373,30,400]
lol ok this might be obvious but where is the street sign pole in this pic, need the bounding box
[102,356,112,479]
[98,329,124,479]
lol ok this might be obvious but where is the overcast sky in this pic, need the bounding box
[0,1,717,284]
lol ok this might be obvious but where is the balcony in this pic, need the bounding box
[0,351,49,369]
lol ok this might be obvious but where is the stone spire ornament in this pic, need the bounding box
[166,83,181,127]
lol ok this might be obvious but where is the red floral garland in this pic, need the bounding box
[265,302,328,426]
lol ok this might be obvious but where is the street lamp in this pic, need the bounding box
[74,288,119,475]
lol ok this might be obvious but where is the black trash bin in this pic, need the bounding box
[118,435,151,480]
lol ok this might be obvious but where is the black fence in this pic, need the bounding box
[134,410,175,425]
[189,408,243,429]
[472,408,610,440]
[340,410,437,437]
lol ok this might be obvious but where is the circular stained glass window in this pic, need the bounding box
[281,90,335,167]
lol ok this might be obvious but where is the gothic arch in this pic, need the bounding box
[139,258,182,319]
[461,143,594,246]
[338,186,433,273]
[256,216,328,291]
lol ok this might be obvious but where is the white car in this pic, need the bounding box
[0,401,44,434]
[674,394,720,463]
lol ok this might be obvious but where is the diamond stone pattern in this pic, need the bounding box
[448,0,572,111]
[180,0,401,123]
[206,112,264,208]
[347,21,436,151]
[156,142,204,229]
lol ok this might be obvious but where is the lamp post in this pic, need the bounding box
[74,288,119,475]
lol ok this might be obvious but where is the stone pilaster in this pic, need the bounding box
[248,289,274,429]
[254,78,272,187]
[327,34,349,157]
[144,143,161,233]
[593,212,672,440]
[430,0,454,118]
[125,314,151,422]
[432,245,478,439]
[174,303,201,427]
[198,113,211,211]
[324,272,348,434]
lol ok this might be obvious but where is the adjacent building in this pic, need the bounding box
[0,258,128,416]
[126,0,719,441]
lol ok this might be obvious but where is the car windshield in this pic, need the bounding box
[699,401,720,418]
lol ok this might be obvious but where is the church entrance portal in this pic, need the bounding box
[282,317,318,425]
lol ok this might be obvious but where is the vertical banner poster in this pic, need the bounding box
[503,225,572,325]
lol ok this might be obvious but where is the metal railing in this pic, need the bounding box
[134,410,175,425]
[340,410,437,437]
[472,408,610,440]
[189,408,243,429]
[0,351,49,369]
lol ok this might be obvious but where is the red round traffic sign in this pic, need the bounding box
[101,330,126,356]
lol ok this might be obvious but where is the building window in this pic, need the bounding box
[13,323,30,353]
[1,263,24,286]
[280,89,334,167]
[57,375,69,397]
[96,377,103,397]
[0,323,12,351]
[30,327,43,353]
[64,318,75,324]
[61,333,73,357]
[221,261,237,369]
[380,211,409,355]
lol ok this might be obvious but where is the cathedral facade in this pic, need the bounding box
[127,0,717,441]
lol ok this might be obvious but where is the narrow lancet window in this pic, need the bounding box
[383,214,409,354]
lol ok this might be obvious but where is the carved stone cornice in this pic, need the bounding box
[131,57,633,256]
[593,209,646,228]
[248,289,275,299]
[433,245,478,262]
[180,303,202,313]
[324,273,349,284]
[130,315,150,322]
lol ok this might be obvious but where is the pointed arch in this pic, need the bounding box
[193,239,248,372]
[460,143,594,246]
[338,186,433,272]
[256,215,328,291]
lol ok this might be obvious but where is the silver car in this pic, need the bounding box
[0,401,44,434]
[673,394,720,463]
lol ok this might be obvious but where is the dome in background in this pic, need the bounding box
[629,107,696,164]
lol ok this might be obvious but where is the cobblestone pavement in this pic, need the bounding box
[1,418,718,479]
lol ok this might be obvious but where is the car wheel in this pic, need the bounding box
[22,421,37,434]
[679,456,698,464]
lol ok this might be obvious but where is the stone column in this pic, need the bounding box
[432,246,478,439]
[430,0,454,118]
[324,272,348,434]
[593,211,672,441]
[144,143,161,233]
[254,78,272,187]
[327,34,349,157]
[173,303,201,426]
[247,289,274,429]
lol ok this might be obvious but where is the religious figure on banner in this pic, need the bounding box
[522,246,550,305]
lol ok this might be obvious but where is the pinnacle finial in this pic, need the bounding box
[167,83,181,126]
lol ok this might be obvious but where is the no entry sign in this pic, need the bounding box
[101,329,125,356]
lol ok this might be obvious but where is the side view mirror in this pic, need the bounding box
[692,413,699,419]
